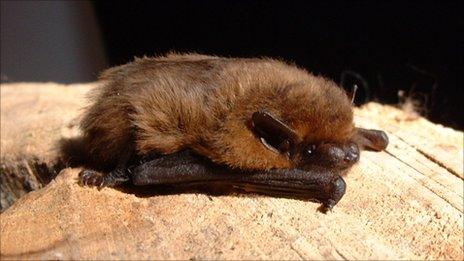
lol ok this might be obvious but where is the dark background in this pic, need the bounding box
[1,1,463,129]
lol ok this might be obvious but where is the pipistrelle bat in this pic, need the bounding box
[77,53,388,210]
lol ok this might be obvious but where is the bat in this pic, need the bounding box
[76,53,388,211]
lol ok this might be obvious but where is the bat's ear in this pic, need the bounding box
[353,128,389,151]
[252,111,300,154]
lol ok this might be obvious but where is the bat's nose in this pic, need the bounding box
[343,143,359,163]
[306,142,360,170]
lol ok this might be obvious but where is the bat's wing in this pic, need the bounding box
[131,150,346,211]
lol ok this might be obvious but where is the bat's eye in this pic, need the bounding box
[306,144,317,156]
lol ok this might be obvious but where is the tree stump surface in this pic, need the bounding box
[1,83,463,260]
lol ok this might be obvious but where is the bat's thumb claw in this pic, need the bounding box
[318,176,346,213]
[331,176,346,204]
[318,200,336,214]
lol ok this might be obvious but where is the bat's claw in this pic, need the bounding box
[318,201,335,214]
[78,169,104,187]
[318,176,346,213]
[78,168,129,188]
[331,176,346,202]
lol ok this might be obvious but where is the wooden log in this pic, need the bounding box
[0,83,462,260]
[0,83,91,211]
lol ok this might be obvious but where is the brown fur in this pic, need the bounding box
[80,53,354,171]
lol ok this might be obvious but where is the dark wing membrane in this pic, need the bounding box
[131,150,346,209]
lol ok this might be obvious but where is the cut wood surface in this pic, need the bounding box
[0,83,463,260]
[0,83,91,210]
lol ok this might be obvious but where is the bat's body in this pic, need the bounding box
[78,53,388,210]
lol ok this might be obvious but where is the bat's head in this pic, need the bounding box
[207,77,388,172]
[251,110,388,172]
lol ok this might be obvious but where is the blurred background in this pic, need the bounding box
[1,0,462,129]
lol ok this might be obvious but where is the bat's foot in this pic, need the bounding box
[78,168,129,188]
[79,169,104,187]
[318,176,346,213]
